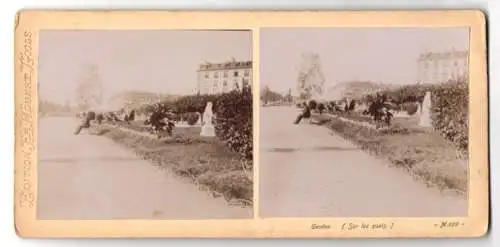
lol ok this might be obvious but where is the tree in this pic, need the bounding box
[261,86,284,104]
[260,86,270,104]
[296,52,326,101]
[75,64,103,111]
[283,88,293,103]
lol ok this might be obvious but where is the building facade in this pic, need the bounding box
[196,59,252,95]
[417,48,469,84]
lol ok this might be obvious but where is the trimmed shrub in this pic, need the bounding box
[402,102,419,115]
[186,112,200,126]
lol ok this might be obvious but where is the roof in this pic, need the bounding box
[418,49,469,61]
[197,60,252,71]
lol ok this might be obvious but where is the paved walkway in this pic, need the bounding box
[259,106,467,217]
[38,117,252,220]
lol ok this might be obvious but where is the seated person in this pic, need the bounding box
[382,107,394,127]
[294,102,311,124]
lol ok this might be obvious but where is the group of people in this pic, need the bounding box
[292,93,395,128]
[73,109,137,135]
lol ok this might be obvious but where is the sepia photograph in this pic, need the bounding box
[37,30,254,220]
[259,27,471,218]
[15,10,487,238]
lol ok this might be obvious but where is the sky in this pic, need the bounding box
[260,27,470,94]
[38,30,252,104]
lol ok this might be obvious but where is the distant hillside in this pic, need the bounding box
[325,81,399,100]
[39,100,75,116]
[107,91,181,110]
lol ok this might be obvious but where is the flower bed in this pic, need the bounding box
[313,113,468,194]
[93,124,253,206]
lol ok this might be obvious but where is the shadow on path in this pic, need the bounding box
[39,156,142,163]
[265,146,358,153]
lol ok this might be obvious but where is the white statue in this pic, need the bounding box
[196,112,202,125]
[200,102,216,137]
[419,91,432,128]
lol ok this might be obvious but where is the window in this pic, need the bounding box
[212,81,218,94]
[204,72,209,79]
[223,71,228,78]
[234,71,239,77]
[244,70,250,77]
[214,72,219,78]
[222,81,228,93]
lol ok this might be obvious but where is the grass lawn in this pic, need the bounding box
[313,113,468,195]
[93,122,253,206]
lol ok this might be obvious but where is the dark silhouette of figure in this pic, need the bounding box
[96,113,104,125]
[294,102,311,124]
[318,103,325,115]
[74,111,96,135]
[128,110,135,121]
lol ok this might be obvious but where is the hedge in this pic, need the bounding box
[431,80,469,152]
[213,87,253,160]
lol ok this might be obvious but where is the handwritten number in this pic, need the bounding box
[436,221,462,228]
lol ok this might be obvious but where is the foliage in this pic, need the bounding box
[214,87,253,160]
[283,88,293,103]
[93,125,253,205]
[261,86,283,104]
[431,80,469,152]
[171,94,219,115]
[402,102,419,115]
[312,114,467,193]
[363,78,469,152]
[136,87,253,160]
[39,100,73,114]
[185,112,200,126]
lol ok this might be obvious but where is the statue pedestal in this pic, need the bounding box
[200,124,215,137]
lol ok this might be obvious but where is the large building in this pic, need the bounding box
[417,48,469,84]
[196,59,252,95]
